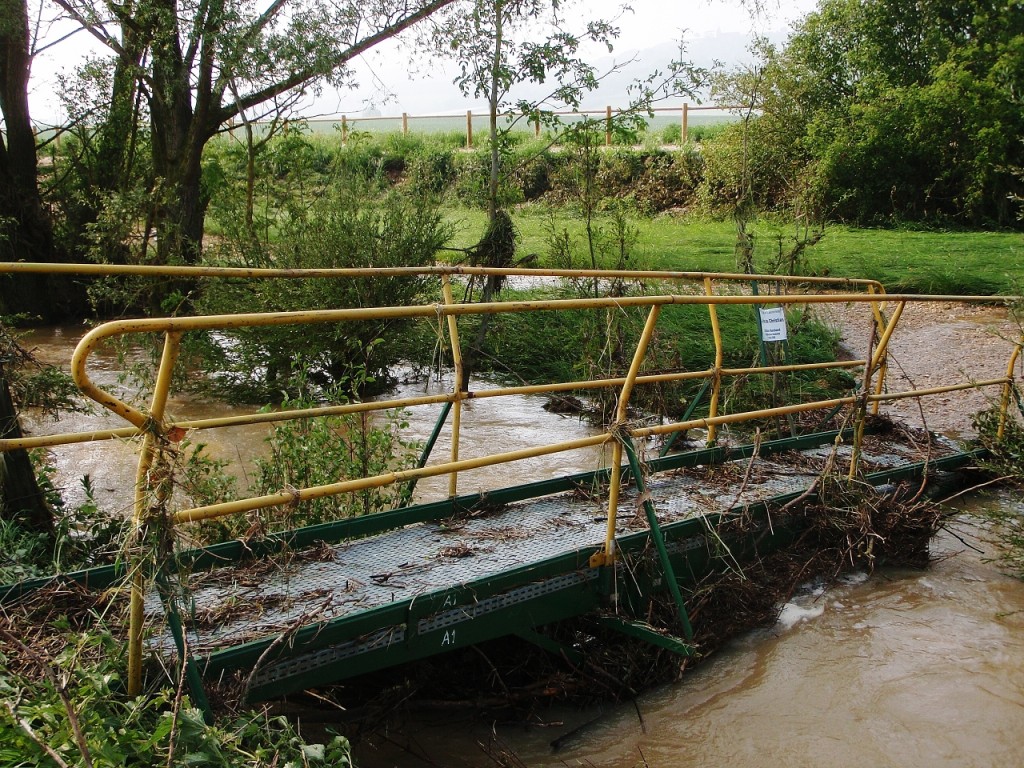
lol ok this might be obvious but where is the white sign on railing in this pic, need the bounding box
[759,307,788,342]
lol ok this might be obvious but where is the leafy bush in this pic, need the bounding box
[0,519,50,582]
[661,122,682,144]
[0,613,352,767]
[627,151,704,213]
[246,388,422,532]
[200,182,451,400]
[695,116,808,215]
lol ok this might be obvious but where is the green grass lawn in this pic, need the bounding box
[445,206,1024,295]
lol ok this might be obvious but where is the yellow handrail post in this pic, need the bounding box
[705,277,723,445]
[593,304,661,567]
[868,300,905,375]
[997,335,1023,441]
[441,276,464,497]
[849,302,904,479]
[868,284,889,414]
[127,331,182,697]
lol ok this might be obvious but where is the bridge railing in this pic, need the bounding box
[1,262,1021,695]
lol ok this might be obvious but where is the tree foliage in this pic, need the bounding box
[711,0,1024,226]
[51,0,460,269]
[198,154,451,399]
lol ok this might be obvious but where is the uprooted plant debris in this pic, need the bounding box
[0,583,124,680]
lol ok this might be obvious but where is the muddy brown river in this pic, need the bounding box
[19,324,1024,767]
[354,492,1024,767]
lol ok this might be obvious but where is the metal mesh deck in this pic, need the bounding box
[147,429,959,657]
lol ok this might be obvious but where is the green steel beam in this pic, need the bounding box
[0,562,127,603]
[658,379,710,457]
[399,400,453,506]
[619,434,694,641]
[201,442,980,697]
[594,616,696,657]
[197,553,601,677]
[243,573,603,701]
[155,570,213,724]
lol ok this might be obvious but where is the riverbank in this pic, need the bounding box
[816,300,1021,437]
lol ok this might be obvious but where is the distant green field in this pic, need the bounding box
[446,207,1024,295]
[299,111,733,138]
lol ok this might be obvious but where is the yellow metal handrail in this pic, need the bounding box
[2,262,1021,697]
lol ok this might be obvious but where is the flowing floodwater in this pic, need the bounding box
[19,324,608,511]
[355,493,1024,768]
[19,325,1024,767]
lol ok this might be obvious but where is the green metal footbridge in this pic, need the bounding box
[1,263,1020,710]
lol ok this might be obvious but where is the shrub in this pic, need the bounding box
[248,388,422,531]
[199,181,450,400]
[0,609,352,767]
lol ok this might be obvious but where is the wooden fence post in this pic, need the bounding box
[466,111,473,148]
[402,112,409,135]
[534,116,540,138]
[605,105,612,146]
[682,102,689,144]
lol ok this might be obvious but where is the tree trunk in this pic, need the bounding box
[148,0,215,271]
[0,0,87,320]
[0,359,53,535]
[486,0,504,223]
[67,31,148,267]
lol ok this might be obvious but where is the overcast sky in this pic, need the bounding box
[27,0,819,124]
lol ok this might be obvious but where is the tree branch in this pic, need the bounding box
[50,0,126,57]
[219,0,460,123]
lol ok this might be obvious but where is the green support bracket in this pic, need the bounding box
[155,570,213,724]
[659,379,710,458]
[514,627,585,666]
[619,435,694,642]
[400,400,453,506]
[814,400,848,431]
[595,616,696,657]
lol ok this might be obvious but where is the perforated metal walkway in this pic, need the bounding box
[138,426,969,700]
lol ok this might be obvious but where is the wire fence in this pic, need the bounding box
[30,102,747,150]
[233,102,748,147]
